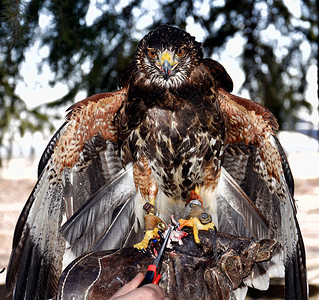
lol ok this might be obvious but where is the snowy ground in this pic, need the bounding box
[0,145,318,298]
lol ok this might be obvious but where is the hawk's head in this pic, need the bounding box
[135,25,203,88]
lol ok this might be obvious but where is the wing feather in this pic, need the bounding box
[217,167,269,239]
[37,122,67,177]
[218,89,307,299]
[6,88,136,299]
[61,164,141,265]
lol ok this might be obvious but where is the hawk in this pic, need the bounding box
[6,25,307,299]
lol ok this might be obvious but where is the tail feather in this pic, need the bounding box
[92,193,142,251]
[61,164,140,265]
[217,167,269,239]
[284,221,308,300]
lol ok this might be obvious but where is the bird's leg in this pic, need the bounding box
[133,161,165,250]
[179,186,216,243]
[134,212,166,250]
[134,193,166,250]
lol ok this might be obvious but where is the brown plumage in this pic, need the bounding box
[6,25,307,300]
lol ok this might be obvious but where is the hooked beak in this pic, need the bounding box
[158,51,178,80]
[162,60,171,80]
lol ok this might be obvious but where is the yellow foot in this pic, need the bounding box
[133,214,166,250]
[134,228,160,250]
[179,217,216,244]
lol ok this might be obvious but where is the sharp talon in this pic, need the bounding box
[134,228,160,250]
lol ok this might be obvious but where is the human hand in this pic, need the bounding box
[109,272,170,300]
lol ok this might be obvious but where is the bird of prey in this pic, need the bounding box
[6,25,307,300]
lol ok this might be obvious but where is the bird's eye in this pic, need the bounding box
[147,50,157,59]
[176,48,185,57]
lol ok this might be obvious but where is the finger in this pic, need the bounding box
[120,284,167,299]
[126,272,145,289]
[109,273,145,299]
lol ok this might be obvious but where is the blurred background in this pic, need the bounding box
[0,0,318,299]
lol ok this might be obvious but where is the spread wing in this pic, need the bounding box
[6,89,142,299]
[216,88,307,299]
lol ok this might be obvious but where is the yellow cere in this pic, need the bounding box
[161,51,173,65]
